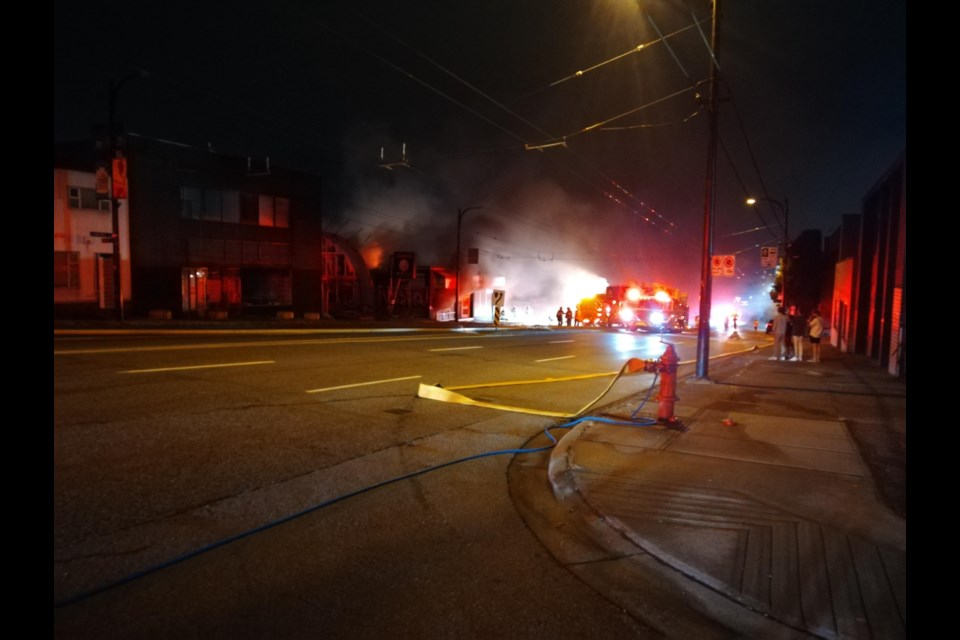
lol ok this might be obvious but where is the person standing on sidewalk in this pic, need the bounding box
[789,306,806,361]
[771,306,789,360]
[808,309,824,362]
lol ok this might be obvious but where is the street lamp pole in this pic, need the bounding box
[106,71,144,321]
[782,197,790,309]
[747,196,789,307]
[455,206,482,323]
[695,0,721,380]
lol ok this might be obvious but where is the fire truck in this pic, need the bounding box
[600,283,688,333]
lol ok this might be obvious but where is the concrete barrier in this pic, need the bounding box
[277,311,295,320]
[208,310,229,320]
[148,309,172,320]
[303,312,321,321]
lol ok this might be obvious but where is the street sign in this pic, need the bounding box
[112,157,128,199]
[95,166,110,196]
[492,289,505,307]
[392,252,416,278]
[722,255,735,276]
[761,246,778,268]
[712,255,735,276]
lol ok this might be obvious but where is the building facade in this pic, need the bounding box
[54,135,376,319]
[831,152,906,377]
[53,166,131,315]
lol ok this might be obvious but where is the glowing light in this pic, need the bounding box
[626,287,641,302]
[561,272,609,304]
[653,290,671,304]
[649,310,665,326]
[619,307,634,322]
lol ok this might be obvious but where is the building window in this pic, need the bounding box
[68,186,100,210]
[257,195,291,228]
[222,190,240,223]
[240,192,259,224]
[180,187,290,228]
[54,251,80,288]
[180,186,203,219]
[259,194,275,227]
[275,197,290,228]
[203,189,223,221]
[181,186,227,221]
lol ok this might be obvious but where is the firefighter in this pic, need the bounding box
[565,307,573,327]
[556,307,564,327]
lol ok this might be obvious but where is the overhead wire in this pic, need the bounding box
[337,4,700,236]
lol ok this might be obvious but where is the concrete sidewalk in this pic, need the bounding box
[512,341,906,639]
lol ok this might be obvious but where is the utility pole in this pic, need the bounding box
[782,197,789,309]
[695,0,721,380]
[455,207,482,323]
[108,79,125,321]
[105,72,145,321]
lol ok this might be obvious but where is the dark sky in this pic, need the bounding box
[54,0,906,317]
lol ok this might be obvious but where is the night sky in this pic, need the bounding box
[54,0,906,318]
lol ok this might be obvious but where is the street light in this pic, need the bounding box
[455,206,483,323]
[694,0,721,380]
[746,196,789,308]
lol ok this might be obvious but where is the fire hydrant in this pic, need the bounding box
[655,343,679,423]
[626,344,681,425]
[632,344,679,424]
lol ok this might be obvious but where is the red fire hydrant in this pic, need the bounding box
[655,343,679,423]
[627,345,681,425]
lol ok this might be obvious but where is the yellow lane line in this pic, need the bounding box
[306,375,423,394]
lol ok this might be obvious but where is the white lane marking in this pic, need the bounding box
[55,334,484,356]
[548,340,574,344]
[428,346,483,352]
[119,361,275,374]
[306,375,423,394]
[534,355,576,363]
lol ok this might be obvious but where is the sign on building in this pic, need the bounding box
[392,252,416,278]
[761,246,779,268]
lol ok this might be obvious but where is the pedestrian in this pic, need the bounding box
[723,317,729,333]
[556,306,564,327]
[789,306,806,361]
[565,307,573,327]
[753,318,759,332]
[771,306,789,360]
[808,309,824,363]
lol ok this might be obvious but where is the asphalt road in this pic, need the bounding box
[54,326,766,639]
